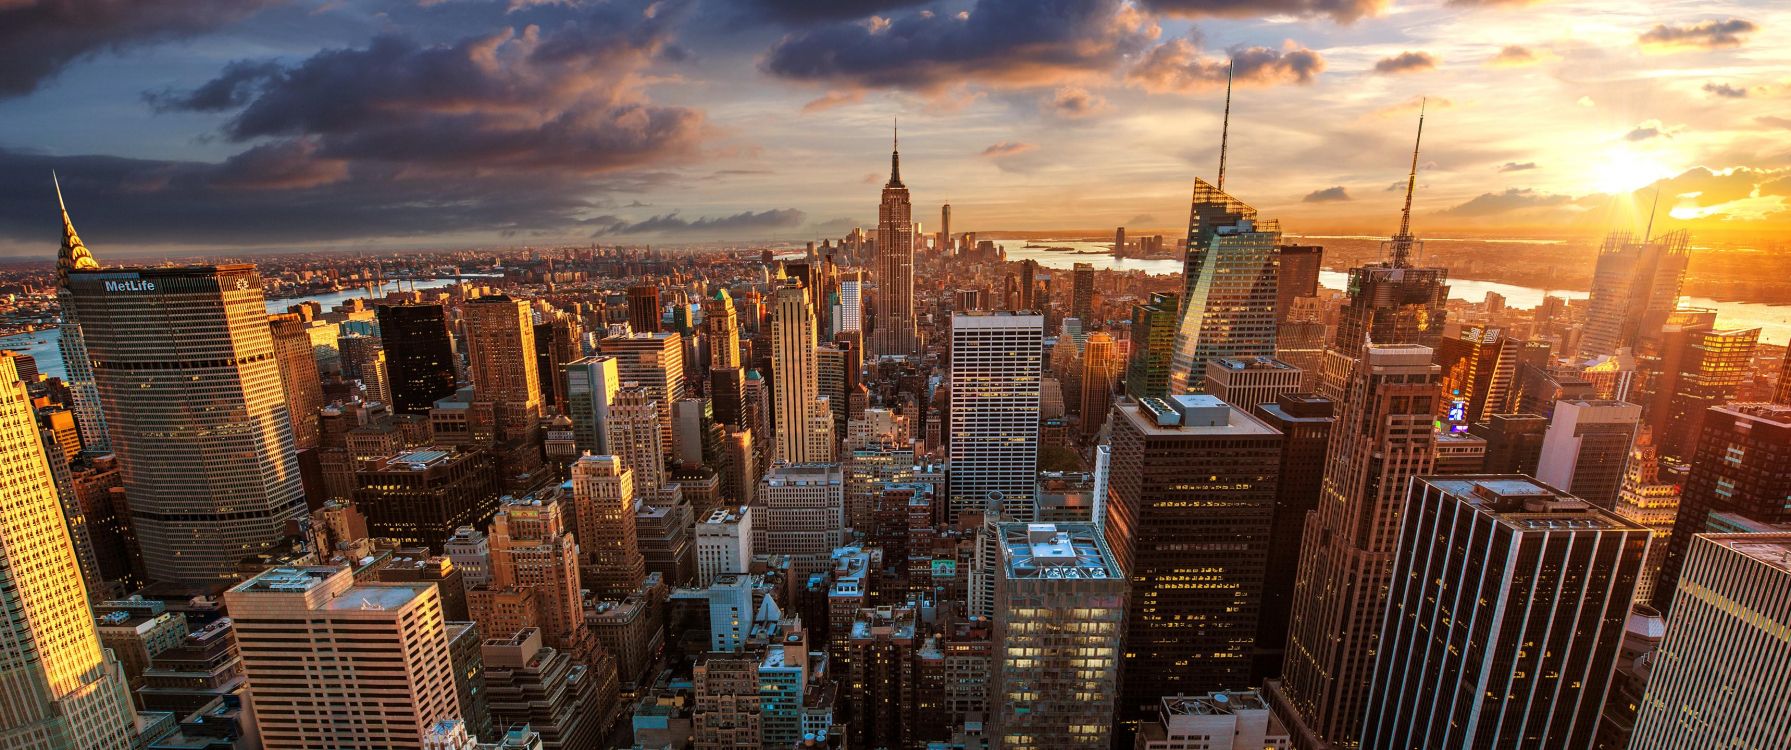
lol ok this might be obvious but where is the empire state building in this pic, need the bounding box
[873,127,918,357]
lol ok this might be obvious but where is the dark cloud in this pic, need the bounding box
[1302,186,1351,203]
[152,1,703,176]
[1625,120,1681,141]
[1702,82,1748,98]
[1138,0,1386,24]
[736,0,931,23]
[1639,18,1757,52]
[0,0,283,99]
[1373,51,1438,74]
[1490,45,1537,66]
[980,142,1037,158]
[1046,87,1107,118]
[1442,188,1573,216]
[1126,213,1157,225]
[1129,38,1325,92]
[762,0,1155,91]
[588,209,807,236]
[1498,161,1537,172]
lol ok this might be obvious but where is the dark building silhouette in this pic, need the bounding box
[1652,402,1791,613]
[377,303,459,415]
[1254,393,1333,682]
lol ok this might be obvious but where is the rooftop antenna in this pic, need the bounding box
[1642,184,1662,242]
[1217,60,1234,192]
[1390,98,1426,268]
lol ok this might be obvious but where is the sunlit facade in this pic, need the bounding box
[1169,179,1281,395]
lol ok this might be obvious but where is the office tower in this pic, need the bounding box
[948,312,1043,520]
[636,501,696,586]
[1471,412,1549,475]
[1653,325,1758,464]
[1537,399,1641,509]
[481,628,610,750]
[1275,244,1323,322]
[1169,179,1281,395]
[1776,344,1791,405]
[1270,346,1440,749]
[226,566,460,750]
[1329,117,1448,364]
[1515,360,1600,417]
[563,355,619,455]
[709,366,746,430]
[834,271,864,335]
[989,522,1126,749]
[1126,292,1179,400]
[1615,439,1681,603]
[1630,533,1791,750]
[533,314,581,409]
[1071,262,1096,322]
[672,398,704,466]
[1254,393,1334,681]
[1106,396,1281,733]
[754,463,845,579]
[268,313,326,450]
[486,496,582,650]
[1433,430,1489,474]
[701,289,738,369]
[608,386,671,503]
[771,281,831,463]
[693,650,761,749]
[873,127,918,357]
[446,526,491,588]
[1276,298,1328,390]
[1078,331,1118,438]
[67,265,307,584]
[1362,476,1649,749]
[53,181,109,451]
[1592,604,1666,750]
[378,303,459,415]
[696,506,752,587]
[356,449,500,551]
[1203,356,1303,416]
[341,333,393,406]
[1653,403,1791,611]
[939,202,952,253]
[598,330,685,451]
[0,354,136,749]
[628,284,662,333]
[1020,258,1039,310]
[464,295,543,441]
[846,603,930,749]
[1137,691,1291,750]
[1434,326,1518,428]
[1580,230,1691,359]
[570,454,647,598]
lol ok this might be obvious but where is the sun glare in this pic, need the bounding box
[1590,147,1676,195]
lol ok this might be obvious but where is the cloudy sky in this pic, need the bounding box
[1,0,1786,256]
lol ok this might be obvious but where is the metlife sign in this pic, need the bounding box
[102,279,157,292]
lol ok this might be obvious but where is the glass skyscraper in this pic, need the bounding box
[1169,179,1281,395]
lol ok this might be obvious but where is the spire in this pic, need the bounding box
[54,172,99,288]
[1643,184,1662,241]
[1217,59,1234,192]
[887,117,904,188]
[1389,99,1426,268]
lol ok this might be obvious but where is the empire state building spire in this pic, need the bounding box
[887,118,903,188]
[55,172,99,287]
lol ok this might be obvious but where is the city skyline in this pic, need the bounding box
[0,0,1788,256]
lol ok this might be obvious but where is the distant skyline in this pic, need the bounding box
[1,0,1787,256]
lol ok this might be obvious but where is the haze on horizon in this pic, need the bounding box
[1,0,1787,257]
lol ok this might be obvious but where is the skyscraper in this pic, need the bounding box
[1269,345,1440,749]
[1652,325,1758,465]
[1125,292,1178,400]
[1652,403,1791,612]
[940,202,952,253]
[378,303,460,415]
[269,313,326,450]
[0,353,137,749]
[599,330,685,454]
[1168,178,1281,395]
[989,522,1126,749]
[1537,398,1641,510]
[1203,356,1303,417]
[771,280,831,463]
[1433,326,1518,428]
[1580,230,1691,360]
[948,312,1043,520]
[608,386,670,503]
[1630,532,1791,750]
[1105,395,1282,735]
[753,463,845,580]
[1362,476,1648,749]
[1078,331,1118,438]
[873,127,918,357]
[706,289,742,370]
[563,355,620,455]
[68,264,308,584]
[628,284,663,333]
[1254,393,1334,682]
[1071,262,1096,323]
[835,271,864,335]
[464,295,542,441]
[1275,244,1323,323]
[52,177,108,451]
[486,495,583,650]
[226,566,460,750]
[570,454,647,598]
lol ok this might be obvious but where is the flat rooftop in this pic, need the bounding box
[1704,534,1791,574]
[1426,476,1647,533]
[1000,522,1122,581]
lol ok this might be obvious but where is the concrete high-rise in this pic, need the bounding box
[1434,326,1518,428]
[627,284,662,333]
[1126,292,1179,400]
[1203,356,1303,417]
[608,386,671,503]
[1630,532,1791,750]
[464,295,543,441]
[706,289,742,369]
[1071,262,1096,323]
[835,271,864,335]
[771,280,831,463]
[1275,244,1323,323]
[564,355,620,455]
[1580,230,1691,359]
[948,312,1043,520]
[486,495,583,650]
[695,505,752,587]
[1363,476,1648,749]
[570,454,646,598]
[52,179,108,451]
[1169,179,1281,395]
[989,522,1126,749]
[1077,331,1118,438]
[1255,393,1334,682]
[268,313,326,450]
[1537,398,1641,510]
[753,463,845,580]
[1650,325,1758,465]
[226,566,460,750]
[1652,403,1791,612]
[1105,395,1281,735]
[378,303,460,415]
[0,354,137,750]
[873,127,918,357]
[67,264,308,584]
[599,330,685,453]
[1269,345,1439,749]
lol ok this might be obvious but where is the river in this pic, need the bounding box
[1,278,460,381]
[1000,240,1791,346]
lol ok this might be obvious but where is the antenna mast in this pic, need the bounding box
[1390,98,1426,268]
[1643,185,1662,242]
[1217,60,1234,192]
